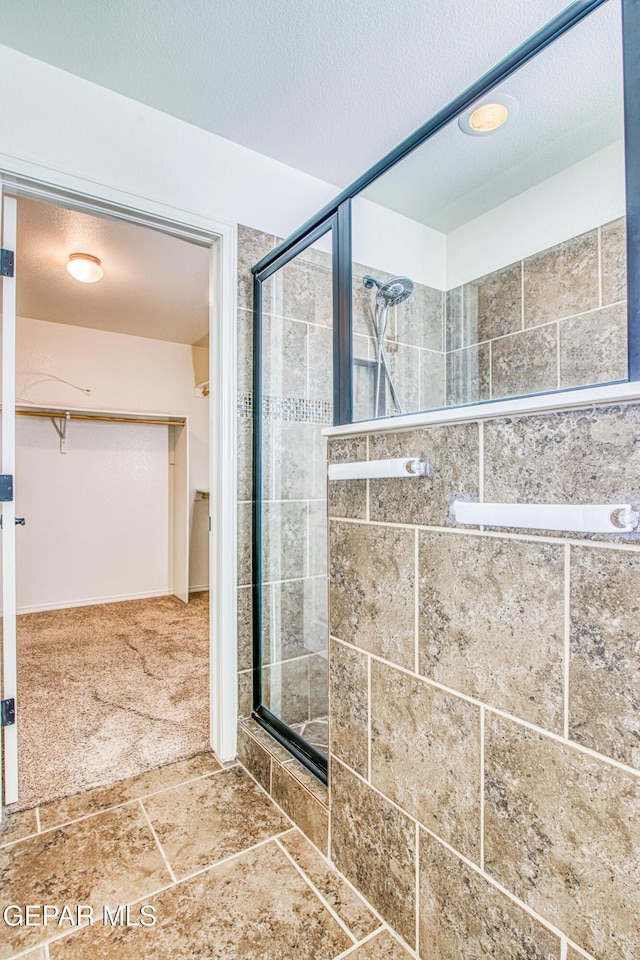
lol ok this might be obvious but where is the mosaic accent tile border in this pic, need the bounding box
[238,391,333,425]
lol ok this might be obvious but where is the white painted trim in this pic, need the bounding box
[323,381,640,437]
[15,590,173,616]
[0,162,238,766]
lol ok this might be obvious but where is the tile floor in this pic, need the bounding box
[0,752,412,959]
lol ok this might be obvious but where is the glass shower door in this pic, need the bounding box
[252,223,334,782]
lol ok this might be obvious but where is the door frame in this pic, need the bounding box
[0,164,239,770]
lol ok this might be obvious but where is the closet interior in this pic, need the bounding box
[2,194,212,809]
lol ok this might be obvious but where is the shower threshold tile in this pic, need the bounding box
[142,765,291,879]
[49,841,353,960]
[38,752,223,831]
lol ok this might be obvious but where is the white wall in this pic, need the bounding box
[446,140,626,288]
[3,317,209,611]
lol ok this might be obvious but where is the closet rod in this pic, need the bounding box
[10,410,186,426]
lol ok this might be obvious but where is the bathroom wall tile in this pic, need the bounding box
[419,349,445,410]
[418,532,564,731]
[272,421,326,500]
[263,657,310,726]
[264,578,326,663]
[271,761,329,854]
[559,303,627,389]
[309,653,328,720]
[237,723,272,792]
[330,758,417,946]
[368,423,480,527]
[237,308,253,394]
[237,585,252,672]
[263,501,307,581]
[467,261,522,343]
[237,669,252,719]
[330,521,415,670]
[383,340,420,414]
[396,282,443,352]
[274,256,333,326]
[262,314,307,399]
[491,325,558,399]
[237,224,275,309]
[308,322,333,402]
[483,404,640,543]
[279,829,379,940]
[566,949,590,960]
[352,265,394,338]
[144,765,290,879]
[445,286,465,351]
[308,501,328,577]
[330,639,369,777]
[601,217,627,306]
[50,842,351,960]
[237,501,252,586]
[347,932,414,959]
[446,343,490,406]
[291,717,328,753]
[570,546,640,770]
[371,660,481,860]
[237,416,253,503]
[419,830,561,960]
[523,231,599,326]
[328,436,367,520]
[484,713,640,960]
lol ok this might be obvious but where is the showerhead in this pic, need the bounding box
[363,274,413,307]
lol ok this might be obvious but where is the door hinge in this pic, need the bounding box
[0,475,13,502]
[1,698,15,727]
[0,249,14,278]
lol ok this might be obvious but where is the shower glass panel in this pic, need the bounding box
[351,0,626,420]
[253,226,332,780]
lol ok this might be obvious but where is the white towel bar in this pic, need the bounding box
[328,458,430,481]
[452,501,639,534]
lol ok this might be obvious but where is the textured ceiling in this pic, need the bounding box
[15,197,210,344]
[0,0,587,192]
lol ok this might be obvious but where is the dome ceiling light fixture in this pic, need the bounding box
[458,94,519,136]
[66,253,104,283]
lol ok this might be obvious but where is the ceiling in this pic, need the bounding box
[0,0,597,194]
[14,197,210,345]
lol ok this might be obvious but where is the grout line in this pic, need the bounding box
[275,837,357,944]
[564,544,571,740]
[478,421,484,503]
[556,321,561,388]
[597,226,603,308]
[331,755,565,944]
[367,655,372,783]
[521,259,525,330]
[480,706,485,872]
[415,822,420,956]
[0,764,233,848]
[139,799,177,885]
[488,340,493,400]
[328,515,640,552]
[332,927,385,959]
[414,529,420,675]
[366,436,370,521]
[35,806,41,833]
[44,943,51,960]
[561,938,568,960]
[329,634,640,782]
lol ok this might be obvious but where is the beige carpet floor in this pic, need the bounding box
[10,592,210,811]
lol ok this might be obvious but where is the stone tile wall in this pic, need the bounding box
[328,402,640,959]
[445,218,627,404]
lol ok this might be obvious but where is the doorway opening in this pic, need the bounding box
[3,192,214,809]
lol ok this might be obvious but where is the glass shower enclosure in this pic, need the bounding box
[251,215,348,783]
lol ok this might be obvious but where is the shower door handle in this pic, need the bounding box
[0,517,25,528]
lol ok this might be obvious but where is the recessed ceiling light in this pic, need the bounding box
[458,95,519,137]
[67,253,104,284]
